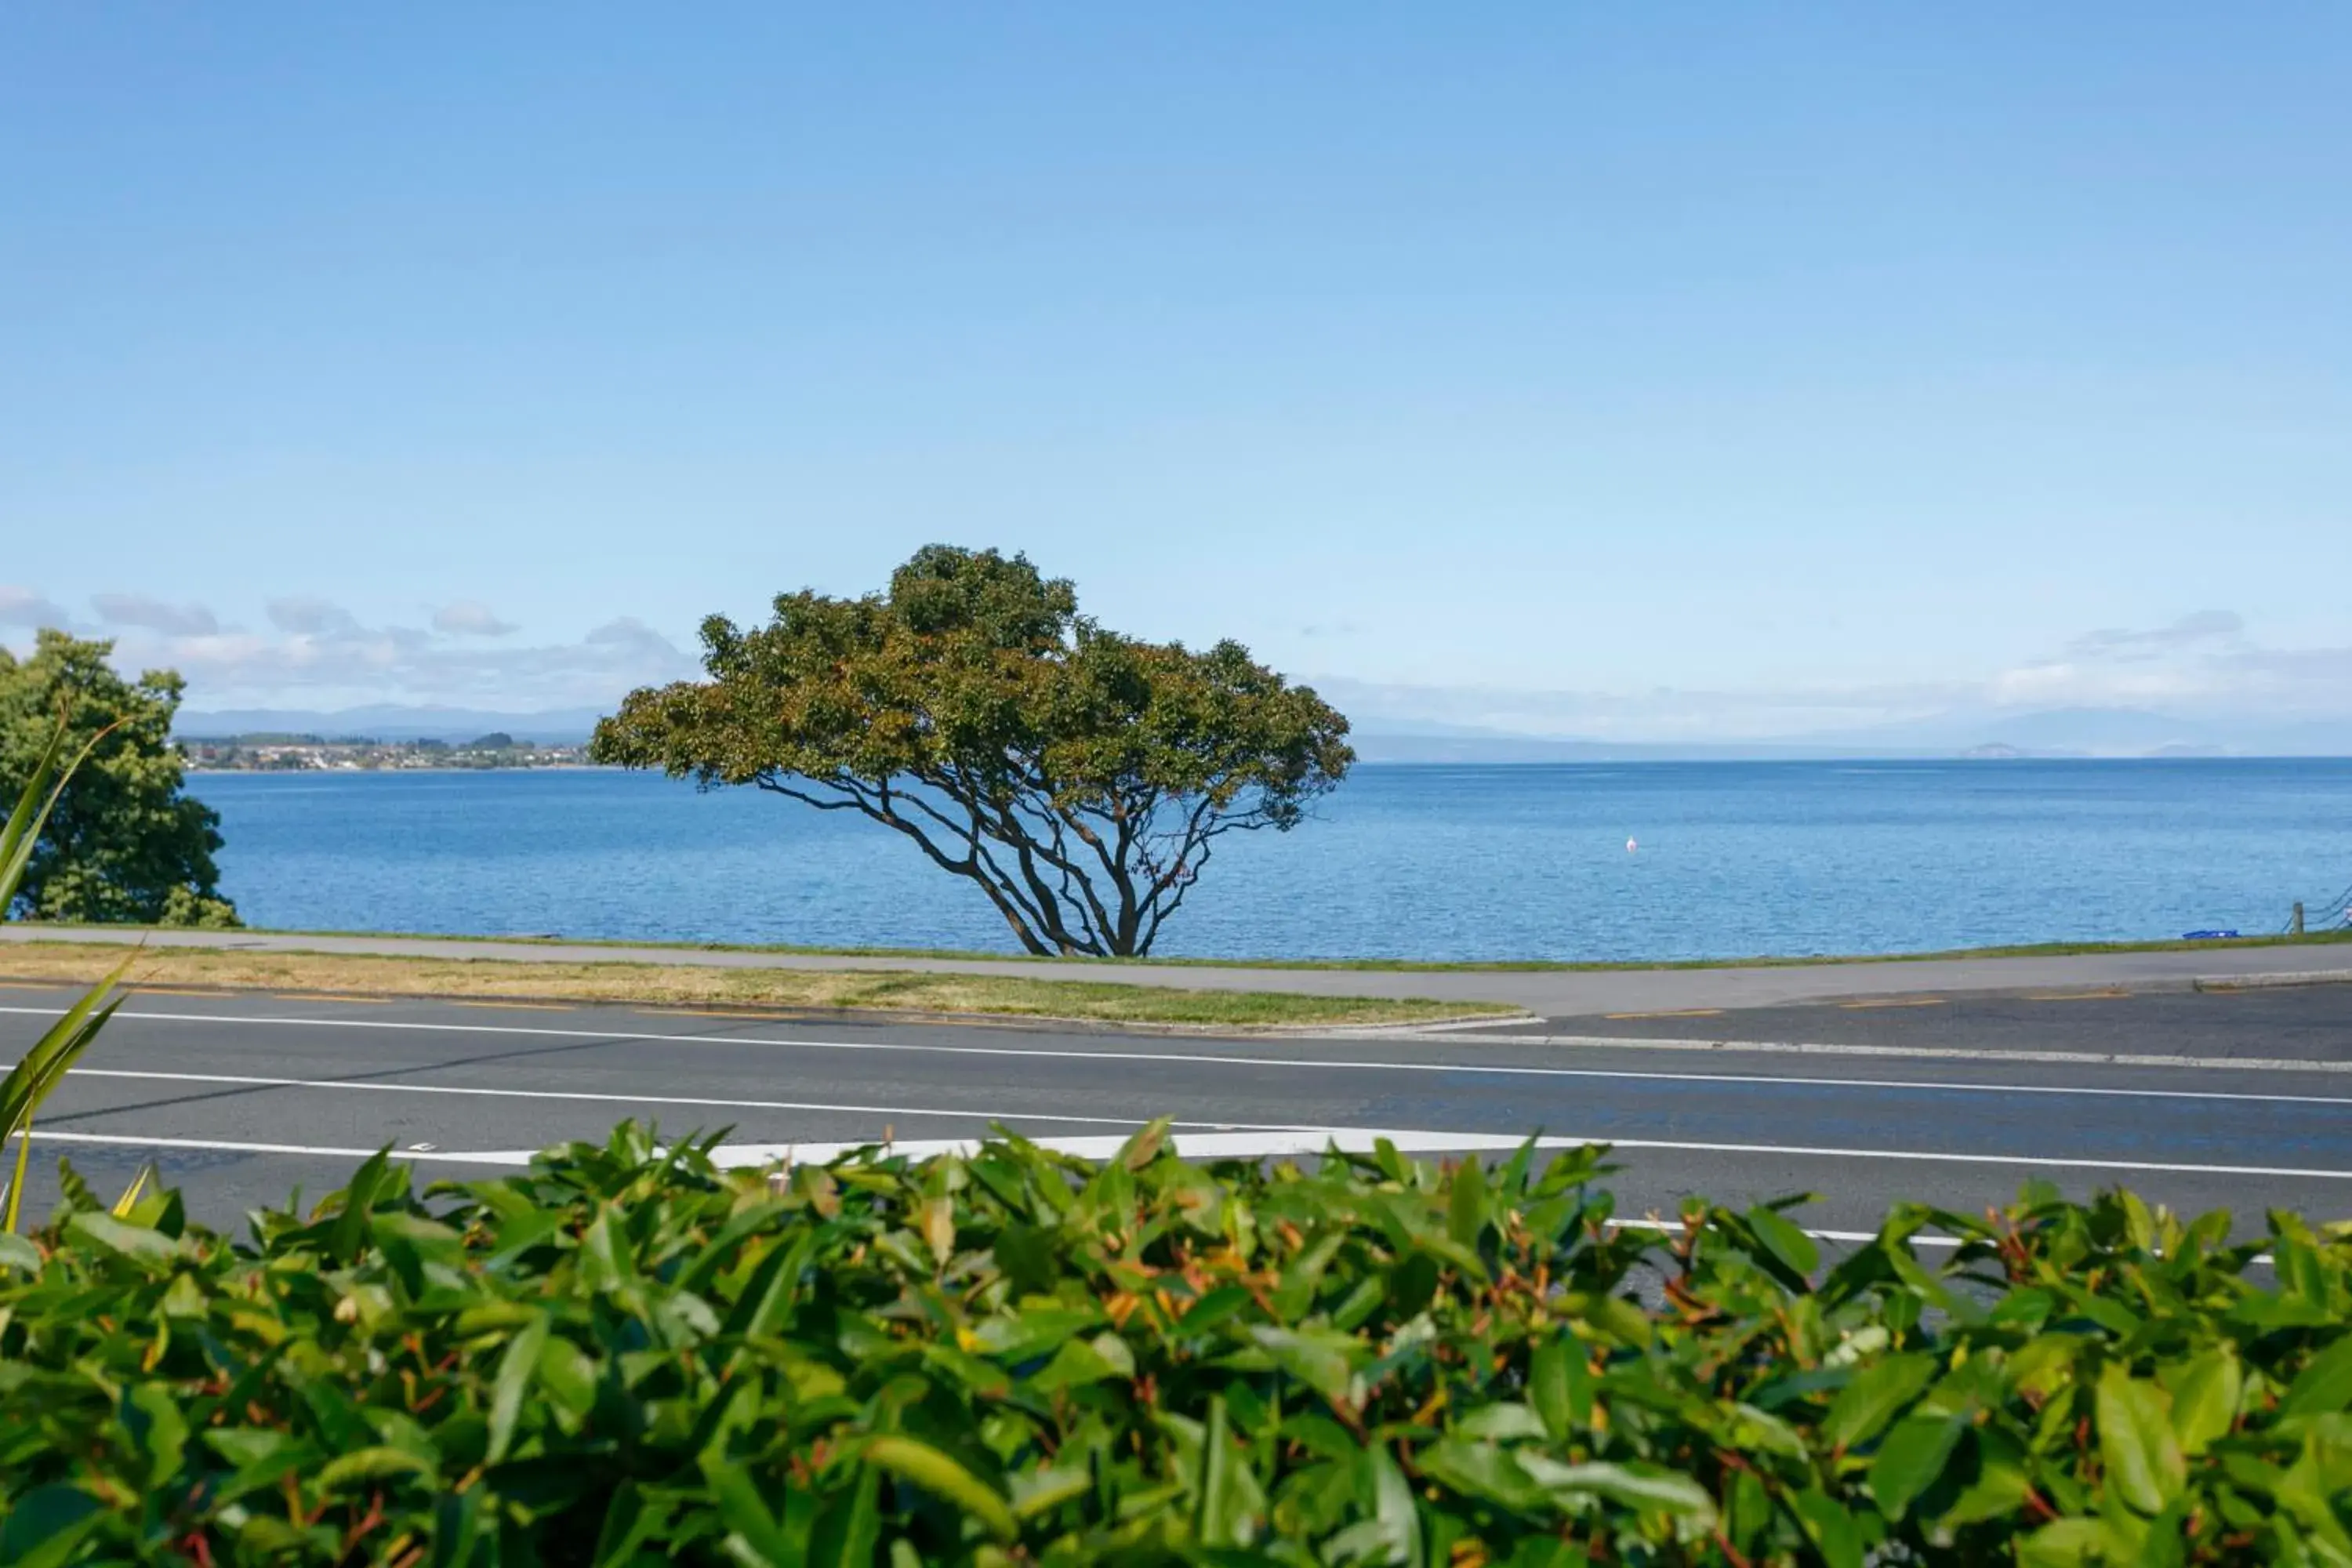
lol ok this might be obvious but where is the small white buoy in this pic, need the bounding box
[1625,837,1638,854]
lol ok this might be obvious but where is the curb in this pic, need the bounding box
[2192,969,2352,993]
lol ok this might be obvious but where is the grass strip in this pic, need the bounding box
[0,940,1504,1029]
[20,919,2351,971]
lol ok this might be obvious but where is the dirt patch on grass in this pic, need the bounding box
[0,942,1508,1029]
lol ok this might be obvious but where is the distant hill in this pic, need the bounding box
[1789,706,2352,758]
[176,705,608,743]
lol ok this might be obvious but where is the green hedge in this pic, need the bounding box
[2,1124,2349,1566]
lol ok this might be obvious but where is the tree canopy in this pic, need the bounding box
[0,630,238,927]
[592,546,1352,956]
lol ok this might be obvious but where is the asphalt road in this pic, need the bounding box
[1540,981,2352,1061]
[5,980,2350,1246]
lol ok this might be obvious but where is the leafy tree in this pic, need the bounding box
[593,546,1352,956]
[0,630,238,927]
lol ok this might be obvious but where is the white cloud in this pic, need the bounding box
[91,593,221,637]
[432,601,519,637]
[265,595,360,637]
[0,585,74,629]
[1317,611,2352,744]
[2063,610,2245,662]
[72,595,698,711]
[583,617,677,655]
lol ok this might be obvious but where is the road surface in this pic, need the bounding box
[5,979,2349,1244]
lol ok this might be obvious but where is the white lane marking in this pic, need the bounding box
[2,1006,2343,1108]
[12,1064,1326,1134]
[13,1130,1973,1249]
[1369,1030,2352,1076]
[566,1131,2352,1182]
[20,1130,529,1165]
[704,1128,1535,1164]
[23,1122,2351,1184]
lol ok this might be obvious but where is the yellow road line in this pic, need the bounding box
[1604,1008,1725,1020]
[1838,997,1946,1010]
[2023,989,2132,1002]
[454,1000,577,1012]
[279,993,393,1005]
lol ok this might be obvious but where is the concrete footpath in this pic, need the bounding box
[5,923,2349,1017]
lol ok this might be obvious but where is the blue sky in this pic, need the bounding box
[4,5,2347,739]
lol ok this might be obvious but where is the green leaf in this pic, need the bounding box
[1788,1487,1864,1568]
[971,1306,1102,1363]
[1357,1442,1424,1566]
[1421,1438,1547,1511]
[1869,1412,1965,1518]
[2096,1363,2186,1515]
[993,1221,1059,1293]
[1250,1326,1358,1402]
[1745,1203,1820,1285]
[1516,1457,1719,1521]
[487,1313,551,1463]
[1025,1333,1130,1392]
[1528,1337,1592,1439]
[1010,1465,1091,1521]
[1448,1155,1489,1249]
[700,1454,797,1567]
[535,1331,600,1419]
[64,1210,177,1267]
[204,1428,296,1468]
[316,1446,431,1493]
[862,1435,1017,1544]
[123,1381,188,1484]
[1118,1117,1171,1170]
[1194,1394,1264,1547]
[592,1482,660,1568]
[430,1489,488,1568]
[0,1484,107,1568]
[2281,1334,2352,1418]
[1454,1402,1548,1443]
[1824,1352,1936,1450]
[806,1460,882,1568]
[2019,1518,2108,1568]
[2166,1348,2242,1456]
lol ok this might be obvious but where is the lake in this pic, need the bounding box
[189,761,2352,963]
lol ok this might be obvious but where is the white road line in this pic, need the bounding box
[2,1005,2343,1108]
[702,1129,1536,1165]
[1384,1031,2352,1076]
[10,1065,1326,1134]
[11,1129,1977,1250]
[20,1122,2351,1183]
[20,1130,530,1165]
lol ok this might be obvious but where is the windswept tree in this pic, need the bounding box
[593,546,1352,956]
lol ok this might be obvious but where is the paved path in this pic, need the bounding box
[3,982,2347,1238]
[4,923,2350,1015]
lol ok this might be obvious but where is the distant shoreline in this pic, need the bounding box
[178,734,593,774]
[186,762,602,775]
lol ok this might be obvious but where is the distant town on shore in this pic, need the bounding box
[179,733,592,771]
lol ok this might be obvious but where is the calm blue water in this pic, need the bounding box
[189,762,2352,963]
